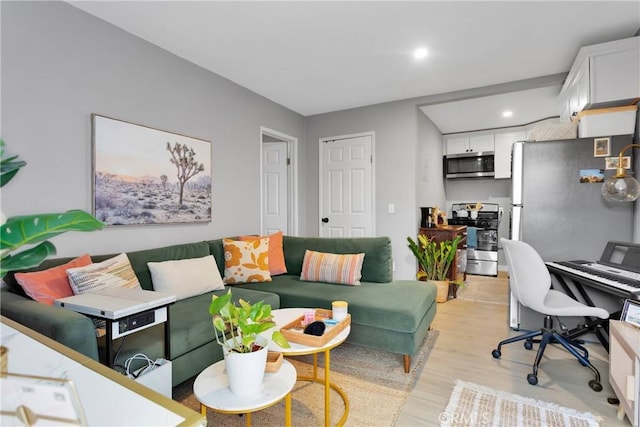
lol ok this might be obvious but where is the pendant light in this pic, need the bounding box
[601,144,640,202]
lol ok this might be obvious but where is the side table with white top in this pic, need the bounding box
[54,287,176,367]
[265,307,351,427]
[194,358,297,427]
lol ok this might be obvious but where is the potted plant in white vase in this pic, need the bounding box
[407,234,463,303]
[209,290,289,396]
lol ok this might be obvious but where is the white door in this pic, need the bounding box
[319,134,374,237]
[262,141,288,234]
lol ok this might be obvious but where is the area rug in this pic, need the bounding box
[441,380,599,427]
[456,274,508,305]
[173,329,438,426]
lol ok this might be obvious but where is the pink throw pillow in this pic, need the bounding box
[15,254,93,305]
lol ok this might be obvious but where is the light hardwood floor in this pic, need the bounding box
[395,274,631,427]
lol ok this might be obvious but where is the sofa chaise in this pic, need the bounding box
[1,235,437,387]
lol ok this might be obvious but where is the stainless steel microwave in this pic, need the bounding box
[444,151,495,179]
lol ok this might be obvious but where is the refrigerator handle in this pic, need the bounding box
[511,142,524,206]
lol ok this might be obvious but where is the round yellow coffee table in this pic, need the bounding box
[266,308,351,427]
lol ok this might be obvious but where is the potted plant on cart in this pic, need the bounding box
[407,234,463,303]
[209,290,289,396]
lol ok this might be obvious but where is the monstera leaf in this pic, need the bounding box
[0,140,103,278]
[0,210,103,277]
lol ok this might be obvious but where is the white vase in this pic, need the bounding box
[223,336,268,397]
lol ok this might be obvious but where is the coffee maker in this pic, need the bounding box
[420,207,435,228]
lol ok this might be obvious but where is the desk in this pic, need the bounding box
[0,316,203,426]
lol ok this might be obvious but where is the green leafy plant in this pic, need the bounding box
[0,140,104,278]
[407,234,463,282]
[209,290,290,353]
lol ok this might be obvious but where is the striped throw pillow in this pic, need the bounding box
[300,250,365,286]
[66,253,142,295]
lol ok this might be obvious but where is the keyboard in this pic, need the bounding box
[546,261,640,298]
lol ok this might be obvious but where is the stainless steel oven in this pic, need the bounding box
[449,202,499,276]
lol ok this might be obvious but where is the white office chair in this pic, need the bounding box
[492,238,609,391]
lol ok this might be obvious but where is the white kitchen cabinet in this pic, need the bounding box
[446,134,494,155]
[559,36,640,122]
[494,131,526,179]
[446,136,470,155]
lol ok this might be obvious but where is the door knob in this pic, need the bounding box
[321,217,329,223]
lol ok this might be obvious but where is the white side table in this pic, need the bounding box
[55,288,176,367]
[194,358,296,427]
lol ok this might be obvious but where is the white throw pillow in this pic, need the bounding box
[148,255,224,300]
[66,253,142,295]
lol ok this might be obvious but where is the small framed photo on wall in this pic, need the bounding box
[593,137,610,157]
[605,156,631,170]
[621,299,640,328]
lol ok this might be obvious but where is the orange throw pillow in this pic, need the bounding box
[239,231,287,275]
[14,254,93,305]
[223,238,271,284]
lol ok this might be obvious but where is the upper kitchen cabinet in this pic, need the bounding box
[445,134,494,155]
[494,131,526,179]
[559,36,640,122]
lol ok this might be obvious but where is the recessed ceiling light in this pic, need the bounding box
[413,48,428,60]
[502,110,513,118]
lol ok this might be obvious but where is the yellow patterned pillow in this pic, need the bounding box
[223,238,271,284]
[300,250,365,286]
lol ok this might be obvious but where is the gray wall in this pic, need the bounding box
[1,1,306,257]
[306,102,445,280]
[417,111,446,211]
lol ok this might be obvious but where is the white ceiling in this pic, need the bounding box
[68,1,639,133]
[420,85,563,134]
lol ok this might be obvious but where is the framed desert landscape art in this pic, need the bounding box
[92,114,212,226]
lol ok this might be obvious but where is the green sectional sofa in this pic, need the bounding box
[1,236,437,386]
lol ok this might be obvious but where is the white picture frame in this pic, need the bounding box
[605,156,631,170]
[0,373,87,425]
[593,137,610,157]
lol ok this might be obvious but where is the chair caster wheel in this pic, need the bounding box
[589,380,602,392]
[527,374,538,385]
[492,349,501,359]
[524,340,533,350]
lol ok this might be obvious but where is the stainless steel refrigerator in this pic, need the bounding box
[509,136,635,330]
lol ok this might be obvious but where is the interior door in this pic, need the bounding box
[319,134,373,237]
[262,141,288,234]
